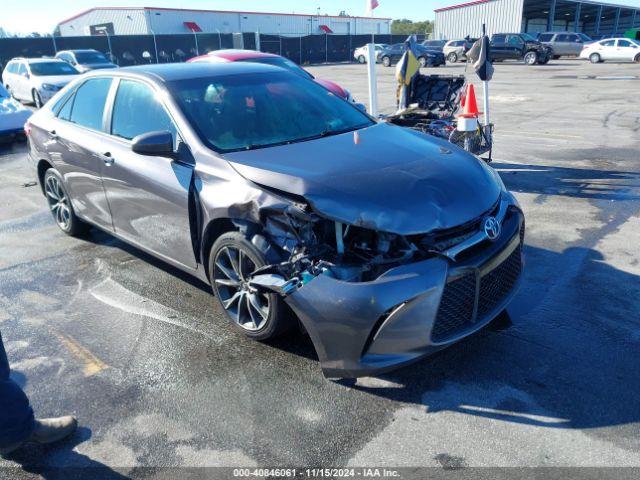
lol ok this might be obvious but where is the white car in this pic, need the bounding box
[0,84,31,142]
[2,58,79,108]
[580,38,640,63]
[353,44,388,64]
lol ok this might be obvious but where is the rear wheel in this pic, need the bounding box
[209,232,293,341]
[524,51,538,65]
[537,57,550,65]
[418,56,428,68]
[447,52,458,63]
[589,53,601,64]
[43,169,90,236]
[382,56,391,67]
[357,55,366,64]
[634,53,640,63]
[553,55,561,60]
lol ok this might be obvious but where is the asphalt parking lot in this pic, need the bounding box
[0,59,639,476]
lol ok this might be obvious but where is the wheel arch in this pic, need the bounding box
[36,159,54,196]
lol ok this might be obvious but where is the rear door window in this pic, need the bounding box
[68,78,113,131]
[492,35,507,44]
[556,34,571,42]
[617,40,632,47]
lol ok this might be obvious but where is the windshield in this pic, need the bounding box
[238,56,311,78]
[75,51,109,64]
[169,71,373,153]
[29,62,78,76]
[521,33,538,42]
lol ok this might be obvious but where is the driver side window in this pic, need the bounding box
[111,79,178,147]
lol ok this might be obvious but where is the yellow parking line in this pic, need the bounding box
[51,329,109,377]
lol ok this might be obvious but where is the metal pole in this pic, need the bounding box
[325,33,328,64]
[366,42,378,116]
[547,0,557,31]
[613,8,621,35]
[217,29,222,49]
[51,34,57,54]
[595,5,603,35]
[574,3,582,32]
[279,33,282,56]
[194,32,199,56]
[481,25,490,129]
[105,33,113,64]
[151,31,158,63]
[299,35,302,65]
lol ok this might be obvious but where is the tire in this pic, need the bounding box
[537,57,550,65]
[589,53,601,64]
[418,56,428,68]
[357,55,366,64]
[524,51,538,65]
[553,55,561,60]
[5,84,14,99]
[43,169,90,236]
[209,232,293,341]
[382,56,391,67]
[634,54,640,64]
[32,89,43,108]
[447,52,458,63]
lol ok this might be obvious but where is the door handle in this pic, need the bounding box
[102,152,115,166]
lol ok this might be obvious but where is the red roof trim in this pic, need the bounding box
[434,0,496,13]
[184,21,202,32]
[58,6,391,25]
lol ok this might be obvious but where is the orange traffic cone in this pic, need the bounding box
[459,84,480,118]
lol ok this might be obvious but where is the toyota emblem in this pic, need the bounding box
[483,216,501,240]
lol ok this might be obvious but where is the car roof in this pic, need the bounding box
[15,57,67,64]
[58,49,101,54]
[88,61,286,83]
[205,49,279,61]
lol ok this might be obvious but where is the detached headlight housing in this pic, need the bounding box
[41,84,59,92]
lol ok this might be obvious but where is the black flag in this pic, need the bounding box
[467,35,493,82]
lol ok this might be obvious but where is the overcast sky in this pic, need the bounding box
[2,0,640,35]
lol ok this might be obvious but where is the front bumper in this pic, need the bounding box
[285,206,524,378]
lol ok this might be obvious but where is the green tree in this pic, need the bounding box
[391,19,434,36]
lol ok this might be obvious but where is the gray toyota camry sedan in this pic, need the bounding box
[26,62,524,378]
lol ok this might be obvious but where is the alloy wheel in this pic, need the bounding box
[524,52,537,65]
[44,174,71,231]
[213,246,271,332]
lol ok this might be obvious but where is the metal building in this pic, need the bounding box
[55,7,391,37]
[433,0,640,39]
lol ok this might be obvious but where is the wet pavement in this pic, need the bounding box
[0,59,639,476]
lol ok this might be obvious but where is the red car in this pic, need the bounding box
[187,49,354,102]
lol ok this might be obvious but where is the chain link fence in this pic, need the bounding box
[1,33,427,71]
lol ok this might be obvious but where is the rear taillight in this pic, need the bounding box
[24,121,31,137]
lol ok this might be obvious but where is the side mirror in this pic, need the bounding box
[354,103,367,112]
[131,131,174,157]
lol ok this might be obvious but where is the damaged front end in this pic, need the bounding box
[248,190,525,378]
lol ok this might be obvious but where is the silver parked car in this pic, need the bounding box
[25,62,524,378]
[538,32,593,58]
[443,39,475,63]
[55,49,118,73]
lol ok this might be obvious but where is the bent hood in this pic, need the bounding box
[224,122,501,235]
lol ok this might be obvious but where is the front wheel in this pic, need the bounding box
[447,52,458,63]
[524,51,538,65]
[357,55,366,64]
[32,89,43,108]
[209,232,293,340]
[43,169,90,236]
[589,53,601,64]
[382,56,391,67]
[418,56,428,68]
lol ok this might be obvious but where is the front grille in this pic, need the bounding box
[477,244,522,318]
[431,233,523,343]
[431,273,476,342]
